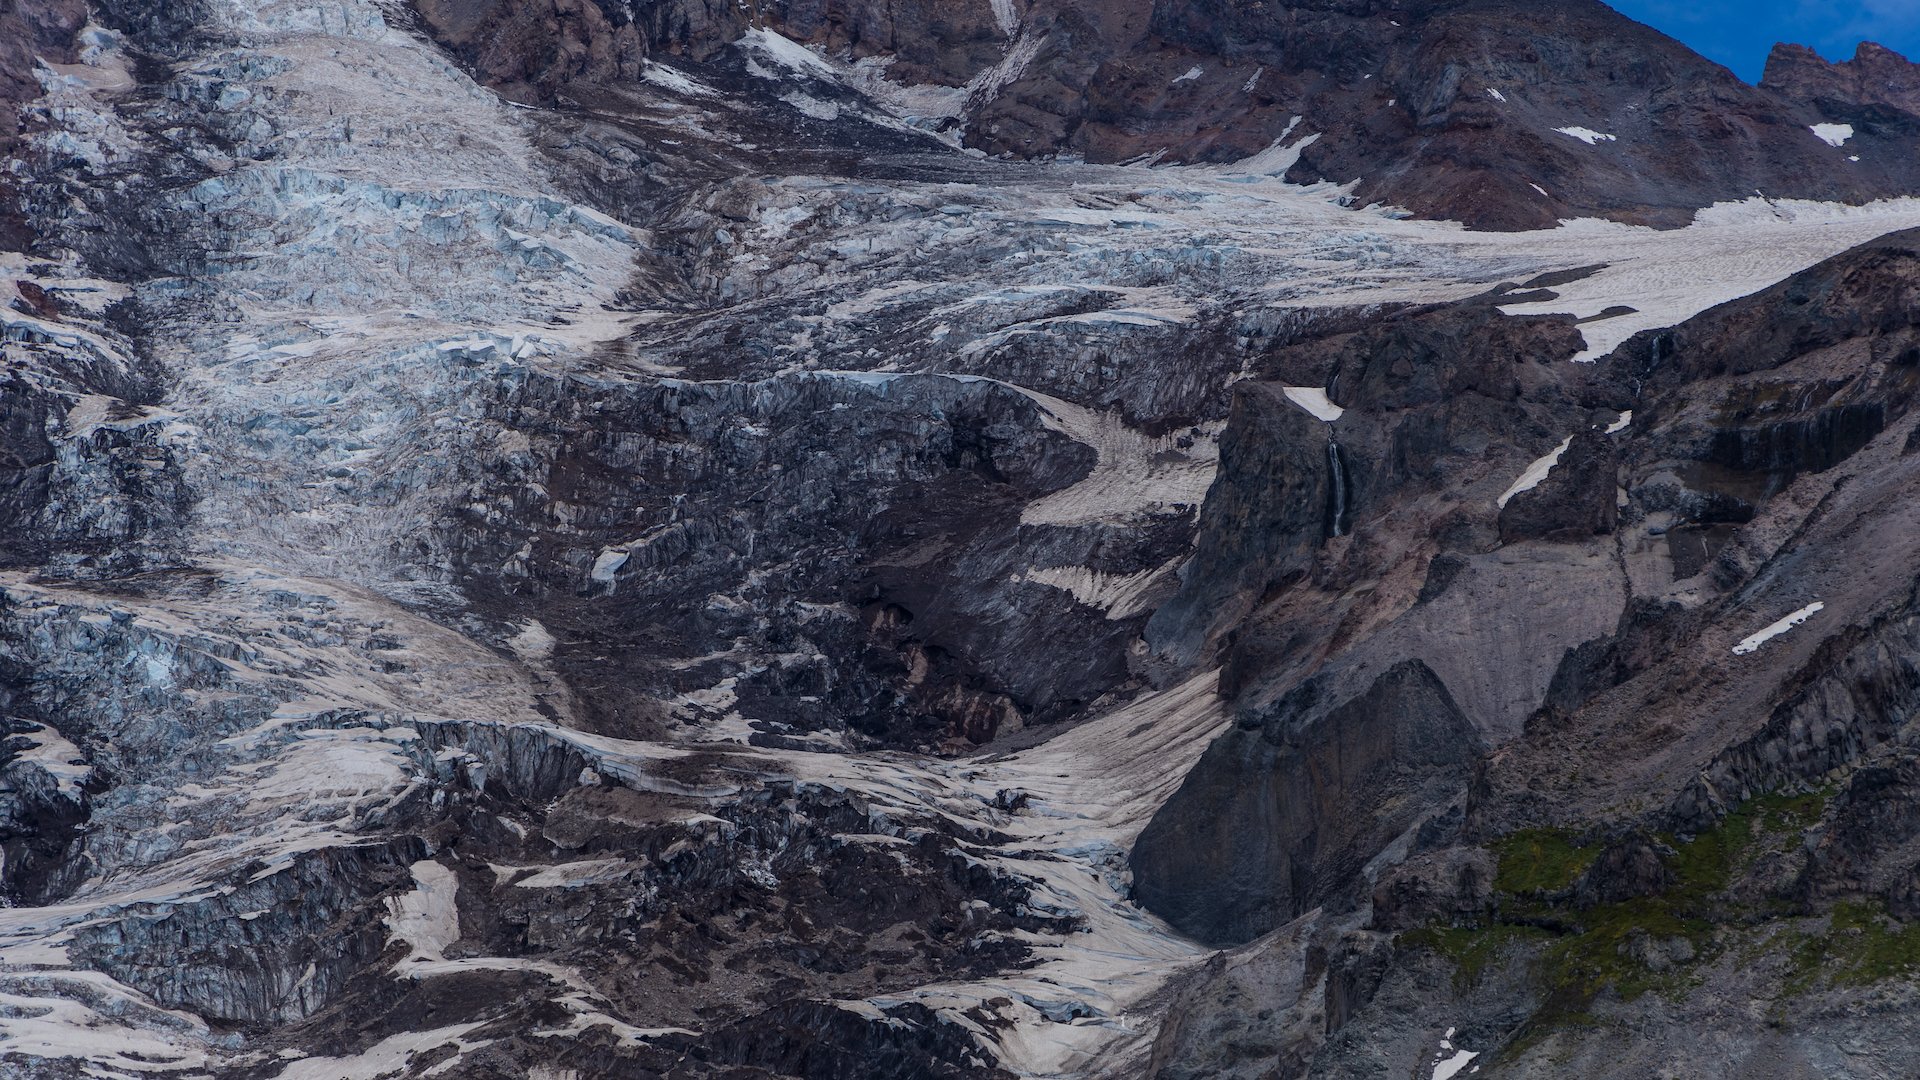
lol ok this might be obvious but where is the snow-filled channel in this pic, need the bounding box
[1497,437,1572,508]
[1283,386,1345,422]
[1732,602,1825,655]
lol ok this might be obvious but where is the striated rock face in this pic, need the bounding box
[1132,660,1481,945]
[1143,382,1330,674]
[11,0,1920,1077]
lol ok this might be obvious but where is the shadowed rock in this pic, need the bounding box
[1499,429,1618,544]
[1132,659,1482,945]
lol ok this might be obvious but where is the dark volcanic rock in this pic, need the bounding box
[1498,429,1618,544]
[1132,659,1482,945]
[679,999,1013,1079]
[971,0,1920,228]
[68,840,431,1025]
[1144,382,1330,673]
[411,0,652,99]
[1369,846,1495,932]
[1572,832,1672,909]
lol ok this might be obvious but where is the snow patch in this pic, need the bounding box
[506,620,556,662]
[1487,88,1506,102]
[1431,1027,1480,1080]
[7,723,91,802]
[1604,410,1632,434]
[1213,119,1316,178]
[1811,123,1854,148]
[1014,391,1221,527]
[512,859,631,889]
[1282,386,1344,422]
[274,1022,489,1080]
[385,860,460,965]
[641,63,719,98]
[779,92,841,122]
[964,29,1044,110]
[1433,1049,1480,1080]
[1497,437,1571,508]
[1022,559,1180,620]
[1172,66,1203,84]
[1554,126,1617,145]
[737,28,836,77]
[1732,602,1825,656]
[1493,197,1920,362]
[0,968,210,1078]
[590,547,629,583]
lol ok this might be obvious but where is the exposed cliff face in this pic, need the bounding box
[1133,659,1481,945]
[10,0,1920,1077]
[1764,41,1920,122]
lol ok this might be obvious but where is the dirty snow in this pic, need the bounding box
[273,1022,490,1080]
[7,723,92,801]
[1016,394,1221,527]
[514,859,633,889]
[1282,386,1345,422]
[1023,559,1181,620]
[386,860,460,965]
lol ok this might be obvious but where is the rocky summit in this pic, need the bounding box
[6,0,1920,1077]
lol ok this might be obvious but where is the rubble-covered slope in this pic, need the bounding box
[8,1,1920,1078]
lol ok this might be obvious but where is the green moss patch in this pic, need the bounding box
[1400,788,1852,1056]
[1491,829,1600,896]
[1787,900,1920,991]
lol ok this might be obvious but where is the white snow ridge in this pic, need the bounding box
[1732,602,1825,655]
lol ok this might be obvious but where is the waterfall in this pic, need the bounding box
[1326,438,1351,539]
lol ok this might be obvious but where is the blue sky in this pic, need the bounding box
[1606,0,1920,82]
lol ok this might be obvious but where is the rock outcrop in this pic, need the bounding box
[1763,41,1920,122]
[1133,660,1481,944]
